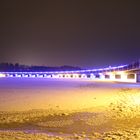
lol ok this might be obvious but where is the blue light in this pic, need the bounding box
[0,63,132,79]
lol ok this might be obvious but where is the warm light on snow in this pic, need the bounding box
[133,95,140,106]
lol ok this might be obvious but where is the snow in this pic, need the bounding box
[0,78,140,139]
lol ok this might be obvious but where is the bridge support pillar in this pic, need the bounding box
[136,74,140,82]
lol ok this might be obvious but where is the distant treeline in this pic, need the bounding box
[0,63,82,72]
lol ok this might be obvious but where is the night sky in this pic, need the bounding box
[0,0,140,68]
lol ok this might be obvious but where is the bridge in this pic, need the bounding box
[0,60,140,83]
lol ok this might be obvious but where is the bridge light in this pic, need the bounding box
[17,74,21,77]
[9,74,13,77]
[81,74,87,78]
[24,74,29,77]
[66,74,71,78]
[72,74,79,78]
[58,74,63,78]
[90,74,95,78]
[52,74,58,78]
[0,73,6,77]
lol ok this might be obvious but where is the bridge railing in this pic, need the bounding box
[0,60,140,74]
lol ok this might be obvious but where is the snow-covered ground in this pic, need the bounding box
[0,78,139,111]
[0,78,140,139]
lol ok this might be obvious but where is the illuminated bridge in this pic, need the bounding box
[0,61,140,83]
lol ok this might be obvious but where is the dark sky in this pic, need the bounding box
[0,0,140,68]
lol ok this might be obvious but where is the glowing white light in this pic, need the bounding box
[17,74,21,77]
[58,74,63,78]
[46,75,51,78]
[0,73,6,77]
[23,74,29,77]
[52,74,59,78]
[81,74,87,78]
[43,74,47,77]
[14,74,21,77]
[98,73,104,79]
[105,72,115,80]
[29,74,36,77]
[0,62,135,82]
[72,74,79,78]
[9,74,13,77]
[90,74,95,79]
[65,74,71,78]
